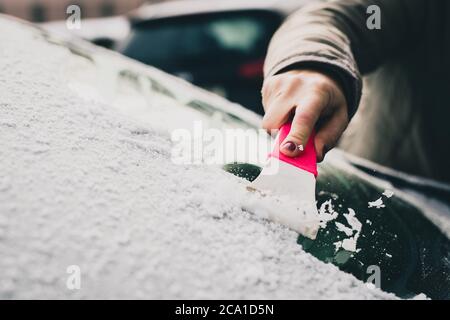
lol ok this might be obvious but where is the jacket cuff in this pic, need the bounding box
[265,55,362,120]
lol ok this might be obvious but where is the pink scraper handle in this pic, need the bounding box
[269,123,318,177]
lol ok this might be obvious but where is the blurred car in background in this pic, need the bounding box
[118,0,309,114]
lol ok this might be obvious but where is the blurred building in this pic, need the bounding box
[0,0,168,22]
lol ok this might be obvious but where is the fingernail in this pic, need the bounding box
[282,141,297,152]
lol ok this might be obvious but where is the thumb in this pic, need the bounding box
[280,97,323,157]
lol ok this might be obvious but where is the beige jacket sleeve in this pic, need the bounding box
[264,0,426,118]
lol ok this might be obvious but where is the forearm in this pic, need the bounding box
[264,0,426,118]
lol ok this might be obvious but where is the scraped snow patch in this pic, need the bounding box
[334,208,362,252]
[382,189,394,198]
[368,189,394,209]
[335,222,353,237]
[317,199,339,227]
[368,197,385,209]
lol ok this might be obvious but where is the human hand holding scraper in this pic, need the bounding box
[246,70,348,239]
[261,69,348,162]
[247,0,450,237]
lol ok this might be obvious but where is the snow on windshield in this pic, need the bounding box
[0,18,396,299]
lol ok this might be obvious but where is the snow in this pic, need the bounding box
[0,17,397,299]
[368,190,394,209]
[368,197,385,209]
[333,209,362,252]
[382,189,394,198]
[335,222,353,237]
[245,158,321,239]
[340,209,362,252]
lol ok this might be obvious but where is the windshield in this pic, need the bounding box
[48,29,450,300]
[37,21,450,300]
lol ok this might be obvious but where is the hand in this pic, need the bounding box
[261,69,349,162]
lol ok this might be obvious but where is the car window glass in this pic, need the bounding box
[121,11,280,68]
[207,17,262,54]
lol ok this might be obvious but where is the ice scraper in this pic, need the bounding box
[247,123,320,239]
